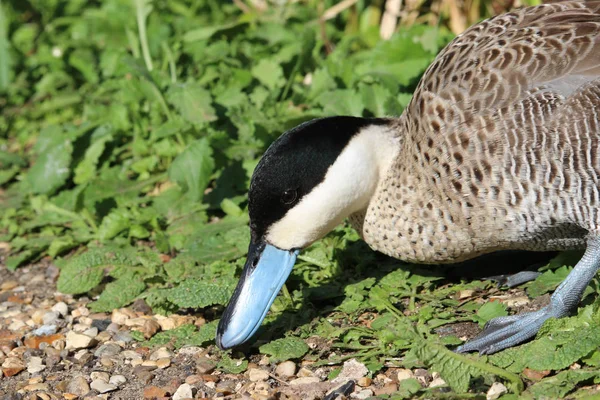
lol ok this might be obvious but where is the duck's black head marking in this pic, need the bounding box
[248,116,389,241]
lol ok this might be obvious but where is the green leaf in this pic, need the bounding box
[57,249,139,295]
[74,128,113,184]
[0,1,11,90]
[144,321,218,348]
[474,301,508,327]
[316,89,364,116]
[97,208,131,241]
[167,279,234,308]
[167,83,216,124]
[527,370,600,399]
[89,274,146,312]
[251,59,285,91]
[527,266,571,298]
[26,139,73,195]
[168,138,214,202]
[217,352,248,374]
[413,339,523,393]
[259,337,309,362]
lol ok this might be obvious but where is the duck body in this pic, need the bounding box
[358,0,600,263]
[217,1,600,354]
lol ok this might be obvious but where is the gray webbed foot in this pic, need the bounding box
[455,303,566,354]
[456,237,600,354]
[487,271,542,288]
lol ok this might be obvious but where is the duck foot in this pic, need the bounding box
[455,304,565,354]
[486,271,542,288]
[456,236,600,354]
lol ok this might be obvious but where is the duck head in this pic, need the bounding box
[216,116,397,349]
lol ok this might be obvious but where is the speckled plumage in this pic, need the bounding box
[353,1,600,263]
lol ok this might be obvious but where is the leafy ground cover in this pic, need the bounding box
[2,0,600,398]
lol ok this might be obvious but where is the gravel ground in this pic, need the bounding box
[0,259,514,400]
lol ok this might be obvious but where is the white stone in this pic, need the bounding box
[290,377,320,385]
[109,374,127,386]
[248,368,270,382]
[352,389,374,400]
[275,361,296,378]
[27,357,45,374]
[90,379,117,393]
[65,331,96,350]
[150,347,172,360]
[332,359,368,384]
[51,302,68,317]
[8,319,26,330]
[487,382,508,400]
[172,383,193,400]
[90,371,110,382]
[397,369,414,382]
[429,377,446,388]
[42,311,60,325]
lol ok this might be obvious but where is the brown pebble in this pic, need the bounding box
[373,383,398,396]
[357,377,372,387]
[143,385,169,398]
[185,375,203,385]
[24,334,65,349]
[523,368,551,381]
[201,374,219,383]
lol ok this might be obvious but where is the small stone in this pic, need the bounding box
[100,357,115,368]
[248,368,270,382]
[458,289,475,299]
[352,389,374,400]
[52,302,69,317]
[2,357,25,376]
[138,319,161,339]
[429,377,446,388]
[8,319,26,330]
[90,371,110,382]
[142,360,158,367]
[275,361,296,378]
[297,367,314,377]
[83,327,99,337]
[23,382,49,392]
[111,309,130,325]
[414,368,431,386]
[122,350,143,360]
[357,377,372,387]
[109,375,126,386]
[43,311,60,325]
[27,356,45,374]
[486,382,508,400]
[132,299,153,315]
[373,383,398,396]
[90,379,117,393]
[0,280,18,290]
[32,325,58,336]
[523,368,550,381]
[173,383,193,400]
[94,342,121,357]
[185,375,202,385]
[143,386,168,398]
[67,376,90,396]
[149,347,171,360]
[63,395,78,400]
[396,369,414,382]
[156,358,171,369]
[65,331,97,350]
[290,377,320,385]
[332,359,368,384]
[25,333,64,349]
[196,358,216,374]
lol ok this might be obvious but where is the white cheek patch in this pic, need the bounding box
[266,125,398,249]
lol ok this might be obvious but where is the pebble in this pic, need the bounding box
[332,359,368,383]
[67,376,90,396]
[94,342,121,357]
[90,371,110,382]
[429,377,446,388]
[357,377,372,387]
[173,383,193,400]
[143,386,168,398]
[249,368,270,382]
[275,361,296,378]
[149,347,171,360]
[290,377,320,385]
[42,311,60,325]
[31,325,57,336]
[109,374,127,386]
[352,389,374,399]
[486,382,508,400]
[396,368,414,382]
[2,357,25,376]
[26,356,45,374]
[90,379,118,393]
[297,367,315,377]
[373,383,398,396]
[52,302,68,317]
[156,358,171,369]
[65,331,97,350]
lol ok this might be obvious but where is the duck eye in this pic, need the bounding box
[281,189,297,205]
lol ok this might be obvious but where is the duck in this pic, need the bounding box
[216,0,600,355]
